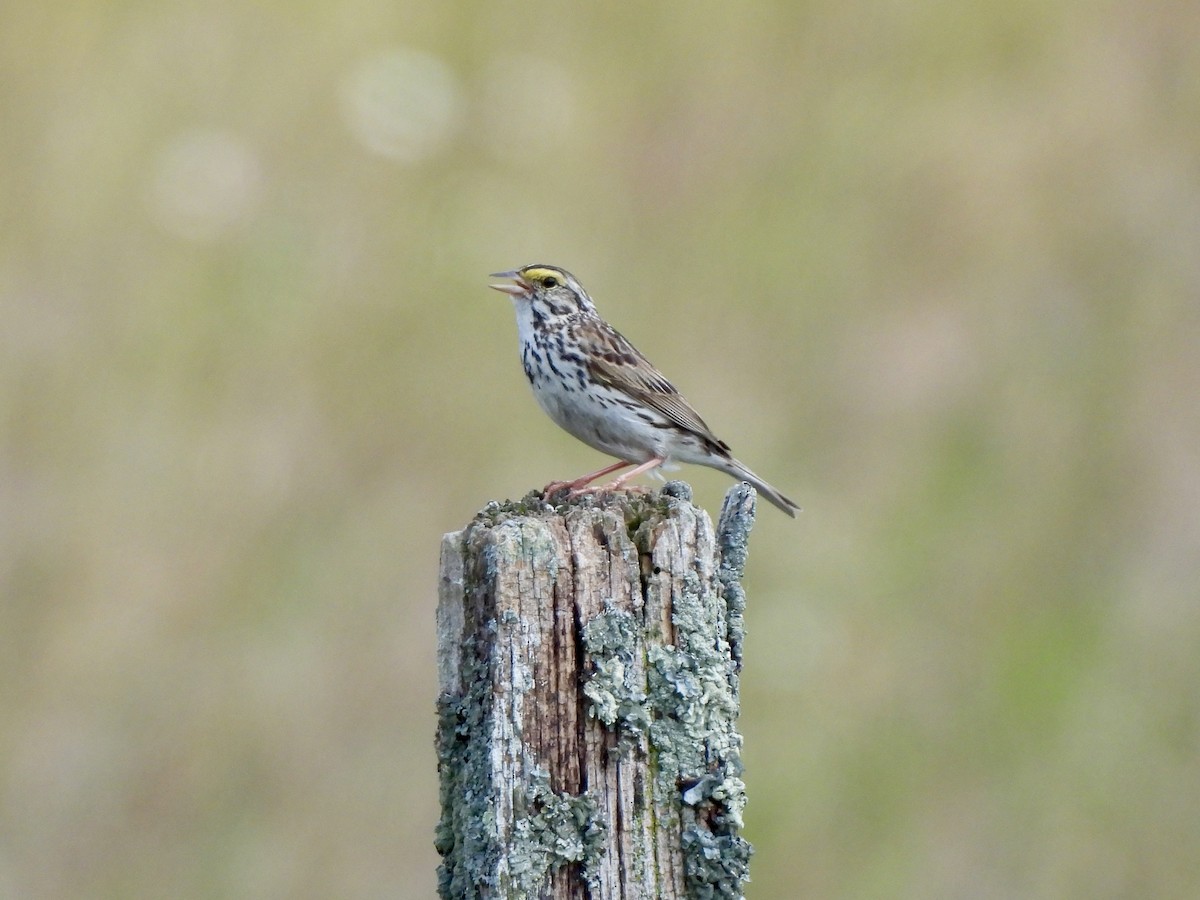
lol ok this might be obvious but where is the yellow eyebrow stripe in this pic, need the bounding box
[521,267,564,281]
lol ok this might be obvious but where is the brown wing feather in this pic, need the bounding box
[576,319,731,453]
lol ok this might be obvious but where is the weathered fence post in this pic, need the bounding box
[435,481,756,899]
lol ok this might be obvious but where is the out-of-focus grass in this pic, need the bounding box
[2,1,1198,897]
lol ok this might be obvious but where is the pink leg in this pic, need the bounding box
[571,456,665,497]
[543,459,633,497]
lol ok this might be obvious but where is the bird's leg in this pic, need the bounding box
[588,456,666,495]
[543,459,633,497]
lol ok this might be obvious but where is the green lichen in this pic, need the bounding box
[581,603,650,736]
[435,633,501,899]
[502,767,606,896]
[438,670,607,899]
[471,493,555,528]
[646,577,754,898]
[681,817,754,899]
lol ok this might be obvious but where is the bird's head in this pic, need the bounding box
[489,264,596,319]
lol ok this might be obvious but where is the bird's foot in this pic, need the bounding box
[542,477,595,500]
[542,460,639,501]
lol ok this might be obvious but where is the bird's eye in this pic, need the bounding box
[541,276,559,288]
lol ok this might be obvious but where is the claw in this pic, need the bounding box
[541,460,637,500]
[542,458,665,502]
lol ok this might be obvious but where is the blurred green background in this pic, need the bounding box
[3,1,1199,897]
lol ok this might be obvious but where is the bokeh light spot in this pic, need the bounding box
[147,129,262,241]
[339,49,462,163]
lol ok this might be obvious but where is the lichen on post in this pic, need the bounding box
[435,482,758,899]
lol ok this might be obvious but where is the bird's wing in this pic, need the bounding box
[575,318,731,452]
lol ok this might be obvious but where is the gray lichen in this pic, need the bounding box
[716,484,757,673]
[659,480,694,504]
[581,603,650,736]
[645,631,753,898]
[680,819,754,899]
[502,767,606,896]
[435,633,501,899]
[437,669,606,898]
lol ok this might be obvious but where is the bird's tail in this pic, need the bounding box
[714,456,801,518]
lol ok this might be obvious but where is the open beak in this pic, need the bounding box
[489,270,532,297]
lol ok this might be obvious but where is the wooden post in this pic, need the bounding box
[435,481,757,899]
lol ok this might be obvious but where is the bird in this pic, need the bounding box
[489,264,799,517]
